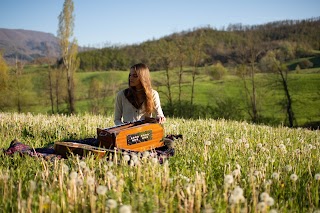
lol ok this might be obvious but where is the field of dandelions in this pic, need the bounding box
[0,112,319,213]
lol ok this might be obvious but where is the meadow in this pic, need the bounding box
[6,64,320,128]
[0,112,319,212]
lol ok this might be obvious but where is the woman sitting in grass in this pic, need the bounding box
[114,63,166,125]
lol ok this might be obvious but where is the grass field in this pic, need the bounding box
[0,112,319,212]
[3,65,320,127]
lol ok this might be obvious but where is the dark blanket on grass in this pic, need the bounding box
[2,135,182,163]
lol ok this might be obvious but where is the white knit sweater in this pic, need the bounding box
[114,89,165,125]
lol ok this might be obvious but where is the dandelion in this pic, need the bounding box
[232,169,241,178]
[272,172,280,180]
[119,204,132,213]
[142,151,150,158]
[232,186,243,197]
[96,185,107,195]
[123,154,130,162]
[70,171,78,180]
[224,174,234,186]
[86,176,95,186]
[260,192,269,201]
[290,174,298,182]
[107,161,114,167]
[285,165,292,172]
[256,202,266,211]
[151,157,159,164]
[62,163,69,173]
[106,199,117,209]
[244,143,250,149]
[315,173,320,180]
[269,209,278,213]
[204,140,212,146]
[266,196,275,206]
[79,161,87,169]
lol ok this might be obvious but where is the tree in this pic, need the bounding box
[57,0,79,114]
[236,31,264,123]
[0,52,9,110]
[260,50,295,127]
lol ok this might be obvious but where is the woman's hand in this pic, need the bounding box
[157,116,166,124]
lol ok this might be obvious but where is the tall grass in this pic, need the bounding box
[0,112,319,212]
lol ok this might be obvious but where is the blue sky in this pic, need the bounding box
[1,0,319,47]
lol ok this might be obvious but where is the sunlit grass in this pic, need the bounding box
[0,112,319,212]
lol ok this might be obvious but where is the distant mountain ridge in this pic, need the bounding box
[0,28,60,64]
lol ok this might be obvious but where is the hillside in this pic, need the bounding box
[0,28,60,64]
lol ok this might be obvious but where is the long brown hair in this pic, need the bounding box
[129,63,154,114]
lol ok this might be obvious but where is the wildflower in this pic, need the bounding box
[123,154,130,162]
[232,186,243,197]
[256,202,266,211]
[224,174,234,186]
[70,171,78,180]
[142,151,150,158]
[107,161,114,167]
[260,192,269,201]
[232,169,241,178]
[290,174,298,182]
[315,173,320,180]
[79,161,87,169]
[151,157,159,164]
[266,196,275,206]
[269,209,278,213]
[204,140,212,146]
[62,163,69,173]
[244,143,250,149]
[272,172,280,180]
[86,176,95,186]
[96,185,107,195]
[119,204,132,213]
[106,199,117,209]
[285,165,292,172]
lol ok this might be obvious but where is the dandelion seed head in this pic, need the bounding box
[107,161,114,167]
[290,174,298,182]
[106,199,117,209]
[123,154,130,162]
[224,174,234,185]
[119,204,132,213]
[96,185,107,195]
[232,169,241,178]
[260,192,269,201]
[257,202,266,211]
[232,186,243,197]
[269,209,278,213]
[315,173,320,180]
[62,163,69,173]
[151,157,159,164]
[266,196,275,206]
[271,172,280,180]
[143,151,150,158]
[70,171,78,180]
[79,161,87,169]
[204,140,212,146]
[86,176,95,186]
[285,165,293,172]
